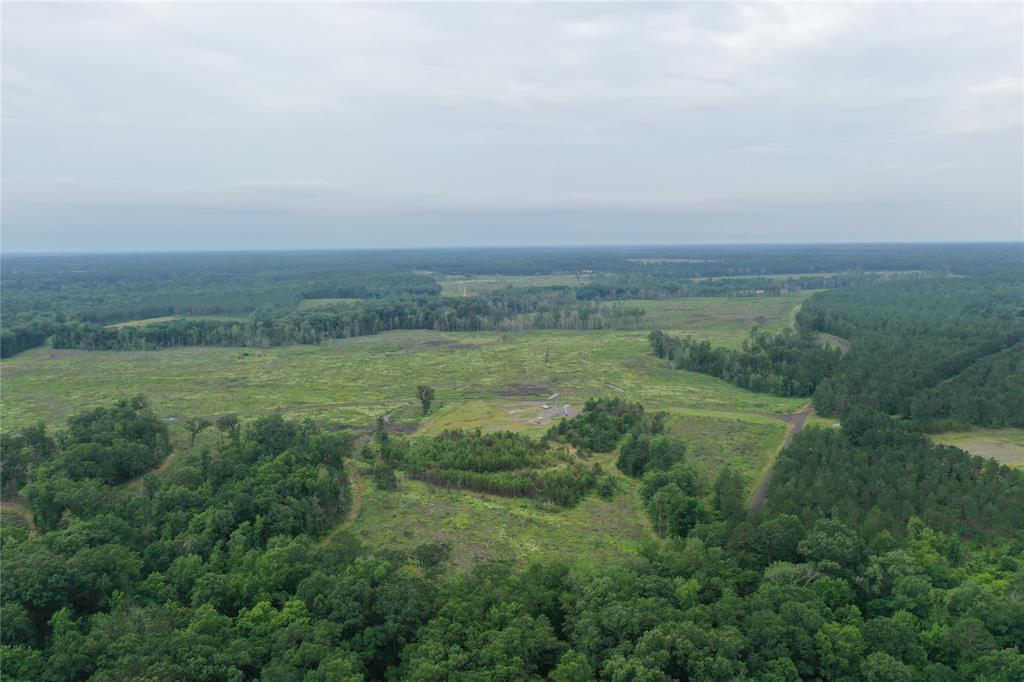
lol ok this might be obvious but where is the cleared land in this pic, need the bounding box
[335,449,653,571]
[297,298,364,310]
[1,294,808,432]
[610,293,807,337]
[932,429,1024,469]
[436,274,593,297]
[3,295,810,568]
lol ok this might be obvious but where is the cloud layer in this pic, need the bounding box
[3,2,1021,251]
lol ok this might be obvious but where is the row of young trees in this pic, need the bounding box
[649,327,843,397]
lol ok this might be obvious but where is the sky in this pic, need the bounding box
[2,2,1022,252]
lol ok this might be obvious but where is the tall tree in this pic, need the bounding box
[185,417,212,446]
[416,385,436,416]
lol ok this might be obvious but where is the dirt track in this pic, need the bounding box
[749,403,815,512]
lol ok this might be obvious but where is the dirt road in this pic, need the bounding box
[749,403,815,512]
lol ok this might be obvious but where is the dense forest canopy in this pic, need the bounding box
[800,277,1024,428]
[2,398,1022,680]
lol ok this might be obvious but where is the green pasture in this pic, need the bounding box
[610,293,808,337]
[2,294,809,569]
[297,298,364,310]
[932,429,1024,469]
[337,449,653,571]
[436,273,593,297]
[1,293,808,432]
[1,327,805,432]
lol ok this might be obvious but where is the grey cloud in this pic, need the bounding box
[2,2,1021,252]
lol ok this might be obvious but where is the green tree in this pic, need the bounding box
[416,385,436,415]
[185,417,212,446]
[713,466,747,522]
[215,414,240,444]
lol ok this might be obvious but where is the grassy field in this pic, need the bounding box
[436,274,592,297]
[297,298,364,310]
[932,429,1024,468]
[340,464,652,571]
[2,294,809,569]
[612,293,807,339]
[1,296,807,431]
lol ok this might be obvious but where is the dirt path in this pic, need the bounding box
[749,403,814,512]
[320,469,364,546]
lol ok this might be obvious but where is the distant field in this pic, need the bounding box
[3,294,810,572]
[933,429,1024,468]
[437,273,592,297]
[1,327,805,431]
[298,298,364,310]
[105,315,246,328]
[610,293,809,339]
[1,296,809,431]
[106,316,181,328]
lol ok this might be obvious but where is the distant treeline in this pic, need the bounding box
[649,327,842,397]
[4,243,1019,358]
[800,276,1024,428]
[50,291,647,351]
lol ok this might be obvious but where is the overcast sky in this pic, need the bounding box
[2,2,1022,252]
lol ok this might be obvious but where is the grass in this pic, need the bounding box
[340,451,652,571]
[436,274,593,297]
[610,293,810,341]
[417,399,578,436]
[106,316,180,328]
[662,409,787,487]
[298,298,364,310]
[2,294,807,571]
[1,322,806,432]
[932,429,1024,469]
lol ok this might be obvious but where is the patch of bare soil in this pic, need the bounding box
[512,400,577,426]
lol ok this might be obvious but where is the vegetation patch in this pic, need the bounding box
[376,429,601,507]
[932,428,1024,469]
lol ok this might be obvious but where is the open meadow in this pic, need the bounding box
[2,293,808,567]
[932,429,1024,469]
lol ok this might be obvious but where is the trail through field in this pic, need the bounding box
[749,403,814,512]
[320,469,364,546]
